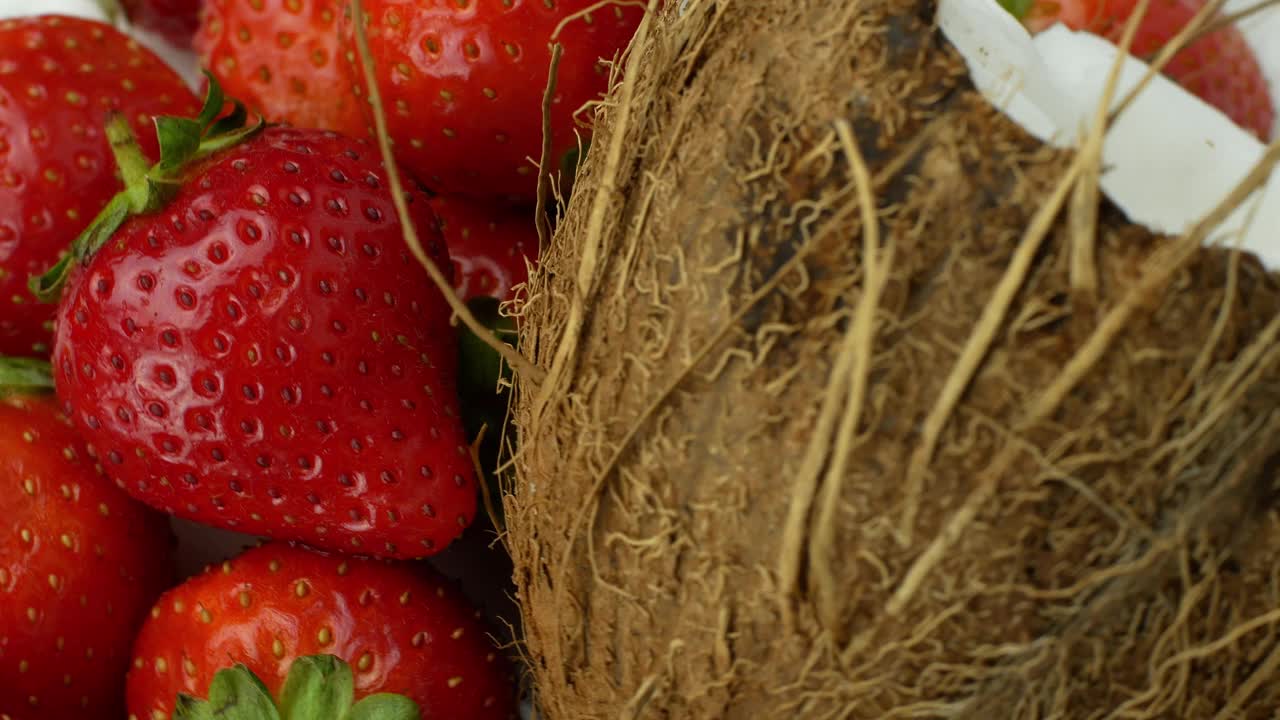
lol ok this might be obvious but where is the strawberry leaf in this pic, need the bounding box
[345,694,421,720]
[155,116,205,174]
[93,0,122,23]
[996,0,1034,19]
[169,656,419,720]
[457,296,516,399]
[198,110,267,162]
[457,296,517,527]
[206,664,281,720]
[29,190,133,303]
[29,73,265,304]
[195,70,227,130]
[208,101,251,140]
[172,694,217,720]
[173,663,280,720]
[279,655,355,720]
[0,358,54,395]
[29,253,76,304]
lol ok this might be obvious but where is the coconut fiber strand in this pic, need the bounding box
[503,0,1280,717]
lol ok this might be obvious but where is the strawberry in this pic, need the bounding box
[0,358,174,720]
[1004,0,1275,139]
[430,195,536,304]
[126,543,517,720]
[0,15,200,357]
[427,195,534,518]
[196,0,367,138]
[339,0,645,203]
[41,82,477,559]
[121,0,204,47]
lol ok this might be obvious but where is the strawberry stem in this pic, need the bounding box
[29,72,265,305]
[109,110,153,188]
[0,358,55,396]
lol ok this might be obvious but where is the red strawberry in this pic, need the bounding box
[46,89,477,559]
[1007,0,1275,139]
[430,196,536,304]
[196,0,367,138]
[121,0,204,47]
[339,0,645,202]
[126,543,517,720]
[0,15,200,357]
[0,359,174,720]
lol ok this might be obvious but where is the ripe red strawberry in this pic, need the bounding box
[1007,0,1275,139]
[339,0,645,202]
[0,359,174,720]
[196,0,367,138]
[0,15,200,357]
[121,0,204,47]
[46,91,477,559]
[126,543,517,720]
[430,196,536,304]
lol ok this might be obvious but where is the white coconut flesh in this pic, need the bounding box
[938,0,1280,269]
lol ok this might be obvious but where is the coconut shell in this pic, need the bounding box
[504,1,1280,717]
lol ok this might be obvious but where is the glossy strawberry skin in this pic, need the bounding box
[1025,0,1274,139]
[126,543,517,720]
[196,0,367,138]
[430,196,536,303]
[51,126,477,559]
[122,0,204,46]
[0,393,173,720]
[339,0,644,203]
[0,15,201,358]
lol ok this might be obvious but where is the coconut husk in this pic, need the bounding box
[502,0,1280,717]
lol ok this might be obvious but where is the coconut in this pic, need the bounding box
[502,0,1280,717]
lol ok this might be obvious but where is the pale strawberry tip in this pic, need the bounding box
[173,655,421,720]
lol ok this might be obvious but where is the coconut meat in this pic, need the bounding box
[937,0,1280,271]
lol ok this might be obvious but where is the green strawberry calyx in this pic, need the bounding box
[93,0,123,23]
[30,72,265,304]
[457,295,518,399]
[996,0,1035,20]
[173,654,420,720]
[0,357,55,397]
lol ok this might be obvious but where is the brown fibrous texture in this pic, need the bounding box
[503,1,1280,718]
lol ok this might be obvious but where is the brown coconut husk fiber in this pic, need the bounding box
[500,0,1280,717]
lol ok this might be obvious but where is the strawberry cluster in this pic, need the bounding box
[0,2,642,718]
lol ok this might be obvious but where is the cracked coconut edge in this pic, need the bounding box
[937,0,1280,270]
